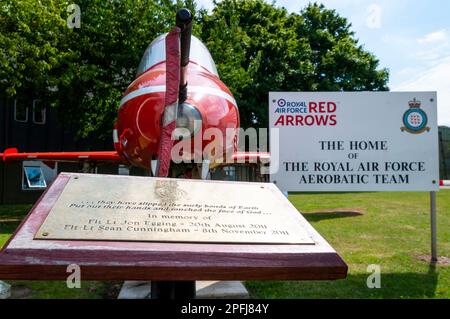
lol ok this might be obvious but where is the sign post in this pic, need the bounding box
[430,191,438,262]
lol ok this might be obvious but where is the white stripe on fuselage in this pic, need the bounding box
[119,85,238,109]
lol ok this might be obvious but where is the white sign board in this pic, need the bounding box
[269,92,439,192]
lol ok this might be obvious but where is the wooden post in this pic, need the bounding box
[430,191,438,263]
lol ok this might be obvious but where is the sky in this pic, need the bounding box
[196,0,450,126]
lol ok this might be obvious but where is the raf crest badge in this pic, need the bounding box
[401,98,430,134]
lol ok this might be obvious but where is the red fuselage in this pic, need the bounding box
[115,36,239,169]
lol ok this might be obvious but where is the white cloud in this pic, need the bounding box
[393,56,450,126]
[417,29,448,44]
[412,30,450,65]
[414,42,449,62]
[196,0,215,12]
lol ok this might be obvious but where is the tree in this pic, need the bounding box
[199,0,389,128]
[0,0,197,140]
[0,1,72,98]
[55,0,179,139]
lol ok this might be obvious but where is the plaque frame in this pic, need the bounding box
[0,173,347,281]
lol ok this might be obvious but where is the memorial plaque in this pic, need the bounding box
[35,174,314,244]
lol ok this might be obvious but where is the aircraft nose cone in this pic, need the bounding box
[176,8,192,24]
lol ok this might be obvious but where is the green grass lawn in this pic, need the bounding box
[247,191,450,299]
[1,191,449,299]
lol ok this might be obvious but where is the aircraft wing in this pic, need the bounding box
[208,152,271,169]
[231,152,270,162]
[1,148,127,164]
[1,148,270,168]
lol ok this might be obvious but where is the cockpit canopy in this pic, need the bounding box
[137,33,219,77]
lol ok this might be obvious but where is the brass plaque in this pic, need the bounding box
[35,175,314,244]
